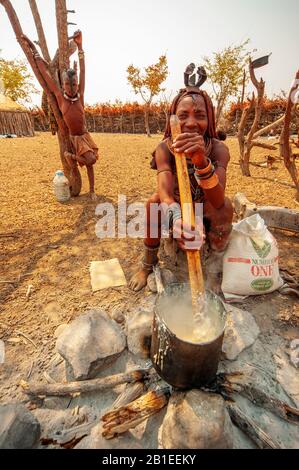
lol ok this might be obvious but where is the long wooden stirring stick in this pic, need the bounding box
[170,115,205,311]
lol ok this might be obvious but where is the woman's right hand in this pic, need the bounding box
[173,218,204,251]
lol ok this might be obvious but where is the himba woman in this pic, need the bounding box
[129,64,233,294]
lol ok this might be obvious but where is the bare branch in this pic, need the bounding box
[250,140,277,150]
[253,115,285,139]
[28,0,51,63]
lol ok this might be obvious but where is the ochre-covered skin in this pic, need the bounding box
[22,30,98,199]
[129,92,233,292]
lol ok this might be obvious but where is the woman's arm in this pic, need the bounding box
[73,30,85,99]
[173,134,229,209]
[155,143,176,205]
[155,143,202,251]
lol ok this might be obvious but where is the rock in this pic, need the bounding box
[54,323,69,338]
[126,310,153,358]
[274,350,299,407]
[43,397,70,410]
[56,309,126,380]
[0,403,41,449]
[222,305,260,360]
[110,308,125,324]
[147,269,177,293]
[161,390,233,449]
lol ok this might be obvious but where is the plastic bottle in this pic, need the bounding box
[53,170,70,203]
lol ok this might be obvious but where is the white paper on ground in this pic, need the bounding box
[89,258,127,292]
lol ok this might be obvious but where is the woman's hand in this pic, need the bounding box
[73,30,83,48]
[172,133,207,168]
[173,218,204,251]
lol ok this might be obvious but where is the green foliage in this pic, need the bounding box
[0,56,38,104]
[127,55,168,105]
[203,40,251,123]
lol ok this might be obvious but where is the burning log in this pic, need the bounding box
[102,385,171,439]
[20,368,151,397]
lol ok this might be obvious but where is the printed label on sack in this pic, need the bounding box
[250,238,272,258]
[251,278,274,291]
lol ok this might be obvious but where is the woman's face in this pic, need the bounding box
[176,95,208,136]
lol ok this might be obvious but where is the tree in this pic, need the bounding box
[0,0,82,196]
[279,70,299,201]
[127,55,168,137]
[0,56,38,104]
[237,55,285,177]
[203,40,251,125]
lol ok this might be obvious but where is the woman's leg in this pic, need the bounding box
[129,192,162,291]
[203,197,233,293]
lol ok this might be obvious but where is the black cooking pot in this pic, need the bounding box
[150,283,226,389]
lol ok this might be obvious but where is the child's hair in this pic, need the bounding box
[62,68,78,94]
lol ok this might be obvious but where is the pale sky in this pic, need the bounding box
[0,0,298,107]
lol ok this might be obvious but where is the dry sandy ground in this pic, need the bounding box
[0,133,298,404]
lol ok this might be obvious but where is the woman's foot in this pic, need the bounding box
[129,245,160,291]
[129,268,151,292]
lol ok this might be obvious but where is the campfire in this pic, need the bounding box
[16,297,299,450]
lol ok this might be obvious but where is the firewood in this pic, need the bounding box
[227,403,282,449]
[101,385,171,439]
[215,372,299,425]
[20,368,152,397]
[111,382,145,410]
[46,419,97,447]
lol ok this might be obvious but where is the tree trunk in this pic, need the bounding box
[238,60,265,176]
[238,97,255,175]
[215,98,224,127]
[29,0,58,137]
[0,0,82,196]
[28,0,51,62]
[55,0,70,72]
[57,130,82,196]
[279,71,299,201]
[144,105,151,137]
[241,146,252,176]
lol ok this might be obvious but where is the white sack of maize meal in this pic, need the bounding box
[222,214,283,299]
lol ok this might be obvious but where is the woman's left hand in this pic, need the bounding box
[172,132,206,167]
